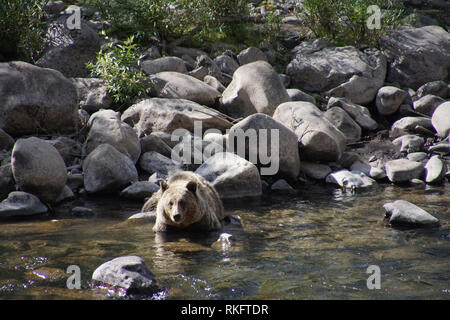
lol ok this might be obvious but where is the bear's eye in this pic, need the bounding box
[168,201,173,208]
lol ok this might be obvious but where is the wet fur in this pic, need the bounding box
[141,171,224,232]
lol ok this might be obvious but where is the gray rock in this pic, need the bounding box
[324,107,362,143]
[71,206,94,217]
[350,161,386,180]
[0,62,78,136]
[325,169,377,189]
[375,86,408,115]
[0,164,15,201]
[380,26,450,89]
[47,136,82,167]
[214,54,239,76]
[407,152,428,162]
[120,181,160,200]
[140,134,172,158]
[431,101,450,138]
[67,173,84,192]
[327,97,378,131]
[196,55,222,80]
[36,15,100,77]
[83,110,141,163]
[270,179,296,194]
[416,80,449,99]
[195,152,262,200]
[82,144,138,194]
[187,66,208,80]
[286,89,316,104]
[122,98,232,136]
[0,129,14,150]
[428,143,450,155]
[273,101,347,162]
[92,256,159,295]
[424,155,446,184]
[203,75,226,93]
[337,152,363,168]
[385,159,424,182]
[141,56,187,75]
[413,94,445,116]
[237,47,268,65]
[55,185,75,203]
[392,135,425,153]
[12,137,67,203]
[301,161,332,180]
[228,113,301,180]
[149,72,220,106]
[139,151,182,176]
[0,192,48,217]
[383,200,439,227]
[221,61,290,118]
[287,39,386,104]
[390,116,433,138]
[43,1,66,14]
[71,78,112,113]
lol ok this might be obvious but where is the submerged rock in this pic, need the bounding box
[325,169,377,189]
[383,200,439,227]
[92,256,160,295]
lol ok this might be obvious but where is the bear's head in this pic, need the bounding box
[158,180,202,227]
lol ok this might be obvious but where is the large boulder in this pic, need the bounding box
[237,47,268,65]
[273,102,346,162]
[221,61,290,118]
[0,191,48,218]
[327,97,378,131]
[149,72,220,106]
[82,144,138,194]
[385,159,424,183]
[324,107,361,143]
[227,113,301,180]
[195,152,262,200]
[413,95,445,116]
[139,151,182,176]
[380,26,450,89]
[383,200,439,227]
[92,256,159,295]
[121,98,232,136]
[141,56,187,75]
[0,62,78,136]
[375,86,408,116]
[0,164,15,201]
[36,14,100,77]
[431,101,450,138]
[11,137,67,203]
[71,78,112,113]
[286,39,386,104]
[83,110,141,163]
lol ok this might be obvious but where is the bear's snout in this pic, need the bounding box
[172,212,182,222]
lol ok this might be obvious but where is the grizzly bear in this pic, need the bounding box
[141,171,225,232]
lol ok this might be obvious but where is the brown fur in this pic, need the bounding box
[141,171,224,232]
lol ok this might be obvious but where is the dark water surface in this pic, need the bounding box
[0,183,449,299]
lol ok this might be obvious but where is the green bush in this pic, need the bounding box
[82,0,250,46]
[299,0,405,47]
[86,35,148,109]
[0,0,47,62]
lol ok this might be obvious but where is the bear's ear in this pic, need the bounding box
[186,181,197,195]
[160,180,168,192]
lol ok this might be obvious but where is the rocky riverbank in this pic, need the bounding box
[1,1,449,224]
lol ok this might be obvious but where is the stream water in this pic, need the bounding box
[0,183,449,300]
